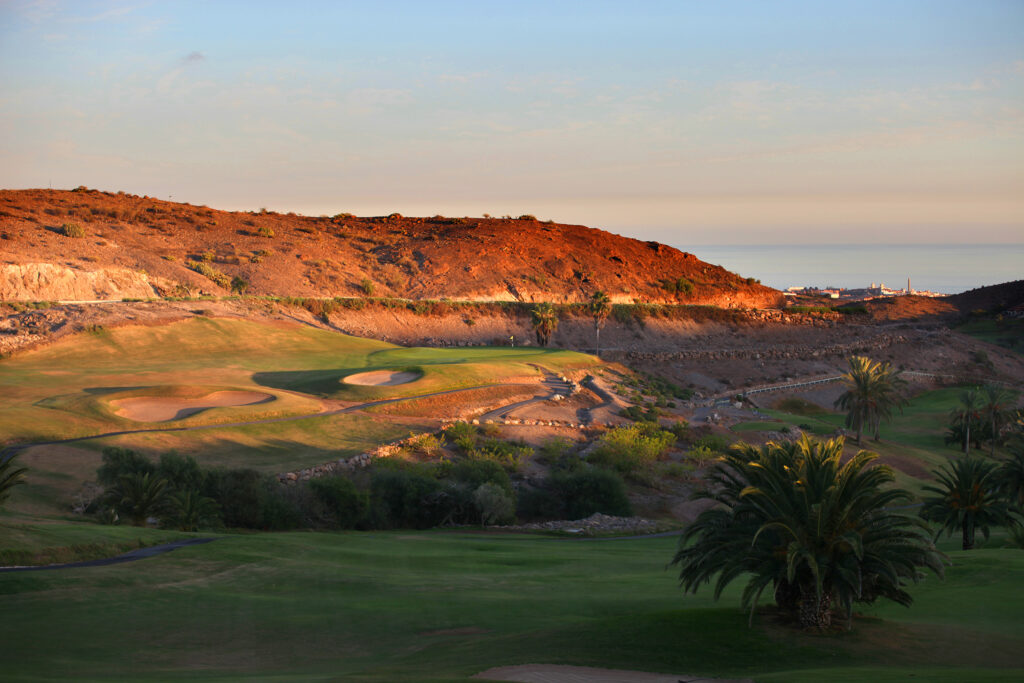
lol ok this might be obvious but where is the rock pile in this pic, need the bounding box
[495,512,662,536]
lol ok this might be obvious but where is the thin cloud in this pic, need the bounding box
[182,51,205,64]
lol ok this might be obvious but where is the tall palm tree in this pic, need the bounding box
[979,384,1017,456]
[920,457,1016,550]
[834,356,907,444]
[0,451,27,509]
[671,434,944,630]
[949,389,983,455]
[168,489,220,531]
[588,290,611,357]
[530,302,559,347]
[113,472,170,527]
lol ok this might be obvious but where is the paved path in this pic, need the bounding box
[0,537,219,573]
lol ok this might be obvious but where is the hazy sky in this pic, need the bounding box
[1,0,1022,244]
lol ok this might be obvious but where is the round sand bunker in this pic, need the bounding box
[111,390,275,422]
[343,370,420,386]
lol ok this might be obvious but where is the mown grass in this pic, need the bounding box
[0,529,1020,681]
[0,317,595,445]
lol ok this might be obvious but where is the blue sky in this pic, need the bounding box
[1,0,1021,244]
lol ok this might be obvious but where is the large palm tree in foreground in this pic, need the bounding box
[671,435,944,630]
[834,356,907,444]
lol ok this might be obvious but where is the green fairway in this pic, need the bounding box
[0,316,597,517]
[1,528,1021,681]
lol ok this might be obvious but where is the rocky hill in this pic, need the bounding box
[0,188,782,307]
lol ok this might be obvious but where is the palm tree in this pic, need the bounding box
[168,489,220,531]
[671,434,944,630]
[920,457,1016,550]
[113,472,170,527]
[996,442,1024,509]
[834,356,907,444]
[949,389,983,455]
[588,290,611,357]
[979,384,1017,456]
[530,302,559,347]
[0,451,27,509]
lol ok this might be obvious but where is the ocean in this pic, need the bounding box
[676,244,1024,295]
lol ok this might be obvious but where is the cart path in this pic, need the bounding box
[0,537,219,573]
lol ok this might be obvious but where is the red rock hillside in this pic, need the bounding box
[0,188,783,307]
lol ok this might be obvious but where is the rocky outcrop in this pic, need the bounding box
[0,263,159,302]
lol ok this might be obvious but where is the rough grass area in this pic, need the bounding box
[0,529,1020,681]
[364,384,540,417]
[0,519,185,567]
[956,317,1024,354]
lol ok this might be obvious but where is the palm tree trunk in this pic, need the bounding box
[962,513,975,550]
[964,422,970,455]
[798,588,833,629]
[991,417,997,456]
[595,327,600,357]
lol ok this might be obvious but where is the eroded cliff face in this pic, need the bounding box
[0,263,160,301]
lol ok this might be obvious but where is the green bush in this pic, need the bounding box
[658,276,694,296]
[369,469,445,529]
[446,458,513,496]
[590,424,675,475]
[189,261,231,288]
[520,469,632,521]
[257,226,275,238]
[473,483,515,526]
[202,468,267,529]
[359,278,375,296]
[309,476,367,529]
[97,447,154,487]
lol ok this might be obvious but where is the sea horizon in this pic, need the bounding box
[673,243,1024,295]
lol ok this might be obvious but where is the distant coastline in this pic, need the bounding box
[680,243,1024,295]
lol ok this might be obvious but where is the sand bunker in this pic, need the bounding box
[475,664,752,682]
[111,391,274,422]
[343,370,420,386]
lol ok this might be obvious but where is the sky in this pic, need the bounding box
[1,0,1022,245]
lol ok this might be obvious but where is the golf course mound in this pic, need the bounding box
[343,370,421,386]
[111,390,275,422]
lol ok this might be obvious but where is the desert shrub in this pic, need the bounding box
[308,476,367,529]
[359,277,375,296]
[518,214,537,221]
[97,447,154,486]
[61,222,85,238]
[189,261,231,288]
[257,226,275,238]
[469,439,532,473]
[669,420,692,443]
[473,483,515,526]
[445,421,477,443]
[590,423,675,475]
[618,404,661,423]
[201,250,215,262]
[693,434,729,452]
[230,276,249,294]
[684,445,718,466]
[405,432,445,458]
[658,276,694,296]
[775,397,827,416]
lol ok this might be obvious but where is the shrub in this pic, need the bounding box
[61,222,85,238]
[658,277,694,296]
[155,453,204,493]
[518,214,537,221]
[368,468,444,529]
[97,447,154,487]
[549,469,632,519]
[693,434,728,452]
[446,458,512,496]
[230,276,249,294]
[189,261,231,288]
[202,468,267,529]
[359,278,375,296]
[309,476,367,529]
[257,226,275,238]
[473,483,515,526]
[590,423,675,475]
